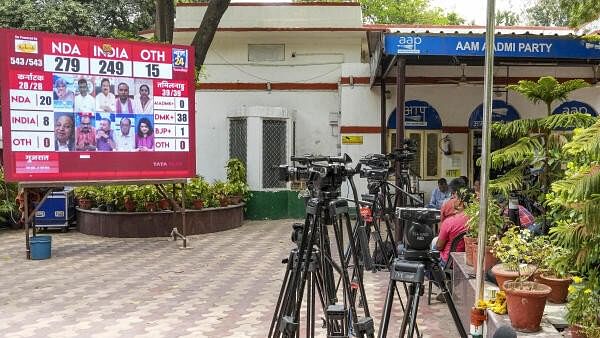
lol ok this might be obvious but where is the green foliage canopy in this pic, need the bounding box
[0,0,154,38]
[360,0,464,24]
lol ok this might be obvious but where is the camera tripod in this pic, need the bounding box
[269,195,375,338]
[378,251,467,338]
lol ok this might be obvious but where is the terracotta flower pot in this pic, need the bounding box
[464,236,477,266]
[158,199,171,210]
[570,324,587,338]
[473,244,498,273]
[124,198,136,212]
[78,198,92,210]
[535,274,572,304]
[145,202,157,212]
[491,264,536,292]
[229,195,242,205]
[192,199,204,209]
[503,281,551,332]
[219,196,229,207]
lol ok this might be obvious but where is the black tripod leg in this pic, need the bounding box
[406,283,421,338]
[431,266,468,338]
[269,252,294,338]
[393,282,421,338]
[378,279,395,338]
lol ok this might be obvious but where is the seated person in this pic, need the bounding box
[497,195,539,233]
[432,189,471,268]
[427,178,450,210]
[439,178,467,223]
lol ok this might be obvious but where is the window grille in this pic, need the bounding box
[262,120,287,188]
[229,119,247,166]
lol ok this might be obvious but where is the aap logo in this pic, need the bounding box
[396,36,423,54]
[172,48,188,69]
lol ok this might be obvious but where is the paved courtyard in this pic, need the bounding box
[0,220,458,338]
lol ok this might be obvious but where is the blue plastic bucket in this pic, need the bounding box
[30,235,52,260]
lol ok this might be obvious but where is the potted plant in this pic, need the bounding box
[566,276,600,338]
[535,244,573,303]
[212,180,229,207]
[491,226,551,332]
[464,196,505,269]
[74,186,97,209]
[120,185,138,212]
[225,181,249,205]
[226,158,247,184]
[135,185,159,212]
[186,177,210,209]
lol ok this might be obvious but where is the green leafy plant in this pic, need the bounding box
[464,195,507,239]
[73,186,97,201]
[482,76,595,220]
[566,274,600,336]
[226,158,247,184]
[491,226,549,284]
[186,176,210,201]
[540,244,573,279]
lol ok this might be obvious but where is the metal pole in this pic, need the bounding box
[381,76,387,154]
[23,187,30,259]
[395,58,407,243]
[473,0,497,334]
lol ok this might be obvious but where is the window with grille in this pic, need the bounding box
[262,120,287,188]
[229,118,247,166]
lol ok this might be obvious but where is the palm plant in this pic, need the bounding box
[484,76,594,215]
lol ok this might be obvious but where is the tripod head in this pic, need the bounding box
[396,207,440,260]
[279,154,357,200]
[388,139,417,171]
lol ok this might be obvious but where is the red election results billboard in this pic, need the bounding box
[0,29,196,182]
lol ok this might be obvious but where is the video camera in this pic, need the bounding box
[388,139,418,167]
[396,207,440,259]
[278,154,355,199]
[358,154,391,182]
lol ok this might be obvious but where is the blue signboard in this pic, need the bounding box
[384,34,600,60]
[387,100,443,129]
[469,100,520,129]
[552,100,597,116]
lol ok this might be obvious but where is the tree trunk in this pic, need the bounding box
[155,0,175,43]
[191,0,231,69]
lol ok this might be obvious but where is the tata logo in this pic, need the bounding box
[11,95,31,103]
[396,36,422,54]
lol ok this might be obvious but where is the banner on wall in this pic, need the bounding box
[468,100,520,129]
[0,28,196,182]
[384,34,600,60]
[387,100,443,129]
[552,100,598,116]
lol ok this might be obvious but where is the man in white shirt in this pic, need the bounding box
[95,78,115,113]
[74,79,95,113]
[115,83,134,114]
[114,117,135,151]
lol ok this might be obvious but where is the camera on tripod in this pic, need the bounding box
[388,139,418,164]
[396,207,440,256]
[278,154,354,198]
[358,154,390,182]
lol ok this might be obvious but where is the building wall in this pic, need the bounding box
[196,90,341,182]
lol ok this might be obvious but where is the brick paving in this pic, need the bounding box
[0,220,458,337]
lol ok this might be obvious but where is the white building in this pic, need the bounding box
[168,2,600,218]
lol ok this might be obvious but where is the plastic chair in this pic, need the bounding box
[428,231,467,304]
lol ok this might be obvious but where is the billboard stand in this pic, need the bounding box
[156,182,189,249]
[19,186,61,259]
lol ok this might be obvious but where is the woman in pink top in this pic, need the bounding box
[135,117,154,151]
